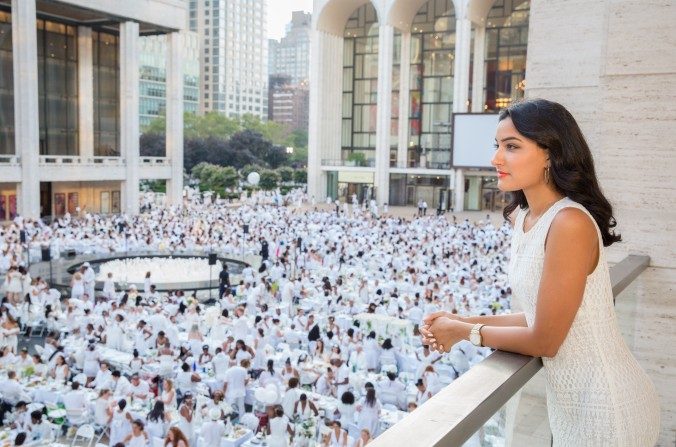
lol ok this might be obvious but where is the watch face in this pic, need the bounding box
[470,333,480,346]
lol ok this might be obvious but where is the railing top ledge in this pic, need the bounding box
[372,254,650,447]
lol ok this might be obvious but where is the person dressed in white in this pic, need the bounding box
[177,394,195,446]
[421,99,660,446]
[146,401,169,440]
[102,272,116,300]
[357,388,381,438]
[223,358,249,415]
[109,399,132,446]
[123,419,150,447]
[267,406,293,447]
[200,408,226,446]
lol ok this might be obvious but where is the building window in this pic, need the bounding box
[482,0,529,111]
[0,12,14,155]
[407,0,456,169]
[36,20,79,156]
[341,3,379,166]
[93,31,120,157]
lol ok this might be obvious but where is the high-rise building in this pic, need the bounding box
[269,11,311,86]
[0,0,186,219]
[139,32,200,129]
[188,0,268,119]
[270,82,309,132]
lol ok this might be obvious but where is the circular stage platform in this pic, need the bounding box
[28,251,250,294]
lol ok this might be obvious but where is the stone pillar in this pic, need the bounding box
[471,25,486,112]
[119,21,140,215]
[166,32,184,206]
[397,31,411,167]
[453,18,472,113]
[78,26,94,159]
[454,168,465,212]
[308,30,342,202]
[374,24,394,205]
[12,0,40,218]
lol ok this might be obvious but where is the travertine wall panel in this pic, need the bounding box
[527,0,676,268]
[526,0,605,89]
[603,1,676,76]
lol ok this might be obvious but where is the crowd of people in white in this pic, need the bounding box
[0,189,513,447]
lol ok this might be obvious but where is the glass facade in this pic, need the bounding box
[482,0,529,111]
[341,4,379,166]
[408,0,456,169]
[93,31,120,157]
[0,12,13,155]
[139,34,200,131]
[37,20,78,156]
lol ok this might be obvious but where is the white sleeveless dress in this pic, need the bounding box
[509,197,660,446]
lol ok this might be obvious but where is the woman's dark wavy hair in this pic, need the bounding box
[499,99,621,246]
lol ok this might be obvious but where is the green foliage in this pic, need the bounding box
[346,152,367,166]
[192,163,238,192]
[293,169,307,184]
[259,170,280,190]
[277,166,294,183]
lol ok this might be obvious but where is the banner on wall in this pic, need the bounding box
[54,193,66,216]
[67,192,79,214]
[100,191,111,214]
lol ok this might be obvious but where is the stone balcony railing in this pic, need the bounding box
[371,255,650,446]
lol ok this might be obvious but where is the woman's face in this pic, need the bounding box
[491,117,549,192]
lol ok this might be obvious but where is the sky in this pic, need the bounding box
[267,0,314,40]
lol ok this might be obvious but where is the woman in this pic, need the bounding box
[326,420,348,447]
[352,429,372,447]
[94,389,113,428]
[335,391,356,427]
[378,338,396,373]
[421,99,660,446]
[50,354,69,384]
[5,266,23,304]
[267,406,293,447]
[177,393,195,445]
[70,271,84,301]
[293,393,318,421]
[83,343,100,384]
[356,388,380,438]
[164,426,189,447]
[161,379,178,411]
[313,339,328,362]
[124,419,150,447]
[146,401,169,440]
[0,315,20,354]
[129,349,144,374]
[109,399,131,446]
[363,332,379,372]
[259,358,281,387]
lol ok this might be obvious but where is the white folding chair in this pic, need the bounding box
[70,424,95,447]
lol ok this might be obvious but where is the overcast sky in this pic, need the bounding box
[267,0,314,40]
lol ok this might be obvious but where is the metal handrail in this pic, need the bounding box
[372,254,650,447]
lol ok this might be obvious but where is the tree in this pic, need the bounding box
[139,133,166,157]
[293,169,307,184]
[277,166,294,183]
[264,145,288,169]
[208,166,238,190]
[259,169,280,190]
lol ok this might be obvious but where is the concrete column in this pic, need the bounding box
[454,168,465,212]
[397,31,411,167]
[78,26,94,159]
[12,0,40,218]
[307,30,325,202]
[166,32,184,206]
[308,31,342,202]
[471,25,486,112]
[375,24,394,205]
[119,21,140,215]
[453,18,472,113]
